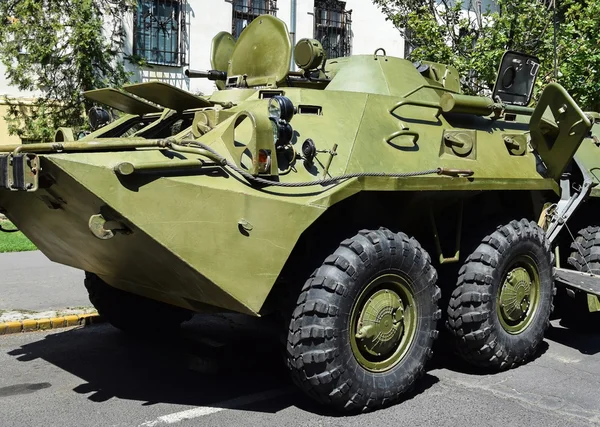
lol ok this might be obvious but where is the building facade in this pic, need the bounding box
[0,0,406,144]
[125,0,406,96]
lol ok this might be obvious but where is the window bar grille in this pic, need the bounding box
[232,0,278,39]
[314,0,352,60]
[179,0,188,65]
[134,0,188,66]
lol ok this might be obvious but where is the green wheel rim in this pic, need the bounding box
[497,254,541,334]
[349,273,417,372]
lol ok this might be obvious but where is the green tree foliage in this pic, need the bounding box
[0,0,136,141]
[372,0,600,110]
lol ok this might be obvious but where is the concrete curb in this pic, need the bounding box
[0,313,104,335]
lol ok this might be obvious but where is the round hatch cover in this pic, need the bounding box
[211,31,235,90]
[228,15,292,86]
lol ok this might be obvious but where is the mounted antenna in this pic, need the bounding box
[553,0,558,80]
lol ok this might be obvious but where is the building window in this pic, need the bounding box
[232,0,277,39]
[314,0,352,59]
[134,0,188,66]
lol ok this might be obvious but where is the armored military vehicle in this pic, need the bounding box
[1,15,599,412]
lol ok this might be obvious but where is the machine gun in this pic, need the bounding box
[184,69,227,81]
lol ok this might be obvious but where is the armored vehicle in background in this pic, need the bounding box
[1,15,599,412]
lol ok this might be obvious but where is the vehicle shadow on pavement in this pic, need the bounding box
[7,314,297,413]
[545,317,600,355]
[6,313,442,416]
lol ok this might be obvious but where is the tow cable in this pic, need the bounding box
[172,139,474,188]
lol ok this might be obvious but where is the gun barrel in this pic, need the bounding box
[185,69,210,78]
[185,69,227,81]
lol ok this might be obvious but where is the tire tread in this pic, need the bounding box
[446,219,554,369]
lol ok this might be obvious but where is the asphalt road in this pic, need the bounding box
[1,315,599,427]
[1,251,599,426]
[0,251,88,311]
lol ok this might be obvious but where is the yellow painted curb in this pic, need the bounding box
[0,313,103,336]
[22,319,37,332]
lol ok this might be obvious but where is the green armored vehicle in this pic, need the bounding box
[1,15,599,412]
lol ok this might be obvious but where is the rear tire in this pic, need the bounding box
[562,226,600,327]
[447,219,554,369]
[84,272,193,333]
[286,228,440,412]
[568,226,600,274]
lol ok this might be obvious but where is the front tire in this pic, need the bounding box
[286,228,440,412]
[447,219,555,369]
[85,272,193,333]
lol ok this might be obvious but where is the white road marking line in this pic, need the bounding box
[138,387,295,426]
[547,353,581,364]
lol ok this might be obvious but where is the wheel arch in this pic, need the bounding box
[260,188,550,315]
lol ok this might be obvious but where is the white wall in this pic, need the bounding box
[121,0,232,96]
[0,62,43,98]
[0,0,407,99]
[343,0,404,58]
[125,0,406,96]
[187,1,233,94]
[279,0,405,63]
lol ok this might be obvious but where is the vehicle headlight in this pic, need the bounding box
[268,96,294,122]
[270,117,293,148]
[268,99,282,120]
[270,118,279,145]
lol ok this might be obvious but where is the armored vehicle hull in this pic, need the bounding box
[1,15,599,413]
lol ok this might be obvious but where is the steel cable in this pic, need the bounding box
[172,139,443,188]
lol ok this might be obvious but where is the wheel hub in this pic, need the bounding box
[350,274,417,372]
[500,267,532,322]
[355,289,404,357]
[497,256,541,335]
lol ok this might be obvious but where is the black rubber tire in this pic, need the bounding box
[568,225,600,274]
[446,219,555,369]
[84,272,193,333]
[562,226,600,325]
[286,228,441,413]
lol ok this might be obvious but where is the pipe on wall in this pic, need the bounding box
[290,0,297,70]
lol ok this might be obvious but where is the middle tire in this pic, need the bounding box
[286,228,440,412]
[447,219,555,369]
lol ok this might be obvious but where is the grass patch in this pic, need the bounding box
[0,220,37,253]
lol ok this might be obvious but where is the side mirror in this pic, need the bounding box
[492,51,540,106]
